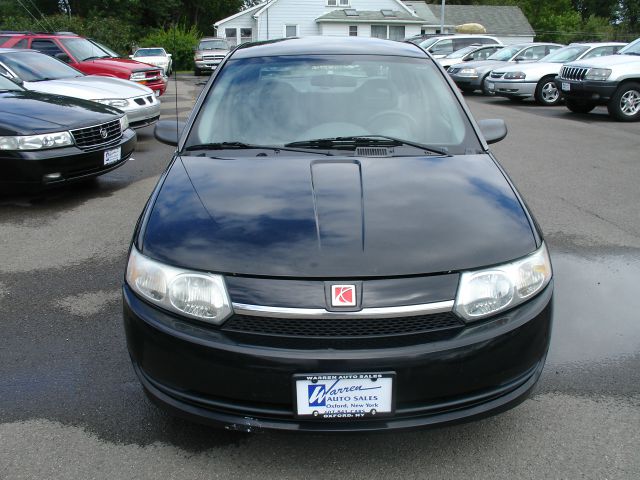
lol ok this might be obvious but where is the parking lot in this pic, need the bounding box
[1,75,639,479]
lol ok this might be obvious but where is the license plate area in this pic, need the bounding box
[104,146,121,166]
[294,372,395,419]
[562,82,570,92]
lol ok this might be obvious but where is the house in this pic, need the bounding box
[214,0,426,45]
[403,2,535,44]
[214,1,535,46]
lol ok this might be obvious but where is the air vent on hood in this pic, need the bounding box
[355,147,392,157]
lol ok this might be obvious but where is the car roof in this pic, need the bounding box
[0,48,31,54]
[567,42,627,47]
[233,36,427,59]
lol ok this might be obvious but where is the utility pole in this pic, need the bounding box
[440,0,445,34]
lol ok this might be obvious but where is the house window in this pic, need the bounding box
[389,25,405,41]
[327,0,349,5]
[225,28,237,46]
[349,26,358,36]
[240,28,252,44]
[371,25,387,39]
[285,25,298,38]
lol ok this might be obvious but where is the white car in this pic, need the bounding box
[417,35,502,58]
[438,44,504,70]
[487,42,626,105]
[130,47,172,75]
[0,48,161,129]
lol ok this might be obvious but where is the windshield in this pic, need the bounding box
[0,52,83,81]
[540,45,589,63]
[59,38,111,61]
[444,45,479,59]
[0,74,23,91]
[187,55,479,155]
[487,45,523,61]
[134,48,165,57]
[88,39,120,58]
[199,40,229,50]
[620,38,640,55]
[418,37,440,49]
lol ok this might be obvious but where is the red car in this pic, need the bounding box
[0,32,167,96]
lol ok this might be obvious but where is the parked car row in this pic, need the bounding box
[0,32,172,190]
[425,34,640,121]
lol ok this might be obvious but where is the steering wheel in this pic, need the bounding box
[366,111,416,138]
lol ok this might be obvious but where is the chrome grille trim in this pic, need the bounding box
[490,72,505,79]
[232,300,455,319]
[560,66,589,81]
[70,119,122,151]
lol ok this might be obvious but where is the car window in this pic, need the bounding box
[0,52,83,81]
[198,40,229,50]
[488,45,522,61]
[0,73,23,91]
[453,38,473,51]
[540,45,589,63]
[479,38,496,45]
[619,38,640,55]
[134,48,165,57]
[188,55,481,155]
[430,39,454,55]
[468,47,499,61]
[518,45,549,61]
[30,39,64,57]
[582,46,617,59]
[444,45,477,59]
[59,37,111,61]
[0,37,10,46]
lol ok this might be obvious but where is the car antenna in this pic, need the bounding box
[173,20,179,148]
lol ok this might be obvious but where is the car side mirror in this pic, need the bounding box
[154,119,186,146]
[167,53,172,57]
[514,56,525,62]
[55,52,71,63]
[478,119,507,144]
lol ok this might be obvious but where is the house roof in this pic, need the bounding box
[425,4,535,36]
[214,1,265,27]
[316,9,425,24]
[403,1,439,24]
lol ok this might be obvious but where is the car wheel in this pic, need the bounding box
[565,99,596,114]
[607,82,640,122]
[194,68,202,76]
[535,77,561,106]
[460,87,475,94]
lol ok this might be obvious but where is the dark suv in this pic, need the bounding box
[0,31,167,96]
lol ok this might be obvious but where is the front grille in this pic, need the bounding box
[491,72,505,79]
[560,66,589,81]
[203,54,224,61]
[222,312,463,339]
[70,119,121,151]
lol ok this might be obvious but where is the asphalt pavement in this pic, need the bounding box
[1,76,639,479]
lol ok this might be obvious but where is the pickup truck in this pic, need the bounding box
[555,37,640,121]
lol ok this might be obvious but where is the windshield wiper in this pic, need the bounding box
[83,55,110,61]
[183,142,333,155]
[285,136,449,156]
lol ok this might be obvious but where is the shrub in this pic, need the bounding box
[139,25,201,71]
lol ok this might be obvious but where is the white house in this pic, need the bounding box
[214,0,426,46]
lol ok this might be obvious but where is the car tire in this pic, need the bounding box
[565,99,596,114]
[194,68,202,76]
[535,76,562,106]
[460,87,475,94]
[607,82,640,122]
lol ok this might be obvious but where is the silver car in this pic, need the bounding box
[194,38,230,75]
[0,48,161,129]
[487,42,626,105]
[448,43,563,94]
[438,44,504,70]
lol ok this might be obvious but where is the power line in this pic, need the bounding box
[25,0,57,32]
[14,0,48,32]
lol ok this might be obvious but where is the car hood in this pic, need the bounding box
[133,56,169,65]
[197,48,229,55]
[81,57,159,72]
[493,61,561,75]
[140,154,537,278]
[0,90,120,135]
[564,53,640,68]
[23,76,153,100]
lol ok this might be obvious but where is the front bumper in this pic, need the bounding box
[487,80,537,98]
[121,98,161,129]
[450,74,483,89]
[195,60,223,71]
[0,128,136,188]
[123,281,553,432]
[554,79,618,104]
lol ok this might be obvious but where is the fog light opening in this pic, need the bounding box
[43,172,62,182]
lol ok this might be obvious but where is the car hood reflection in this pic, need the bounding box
[140,154,537,277]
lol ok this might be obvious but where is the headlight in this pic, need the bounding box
[195,54,203,61]
[93,98,129,108]
[130,72,147,81]
[458,68,478,77]
[119,115,129,131]
[0,131,73,150]
[504,71,526,80]
[126,246,233,324]
[454,243,552,322]
[585,68,612,81]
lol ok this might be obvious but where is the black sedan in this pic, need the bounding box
[123,37,553,432]
[0,74,135,191]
